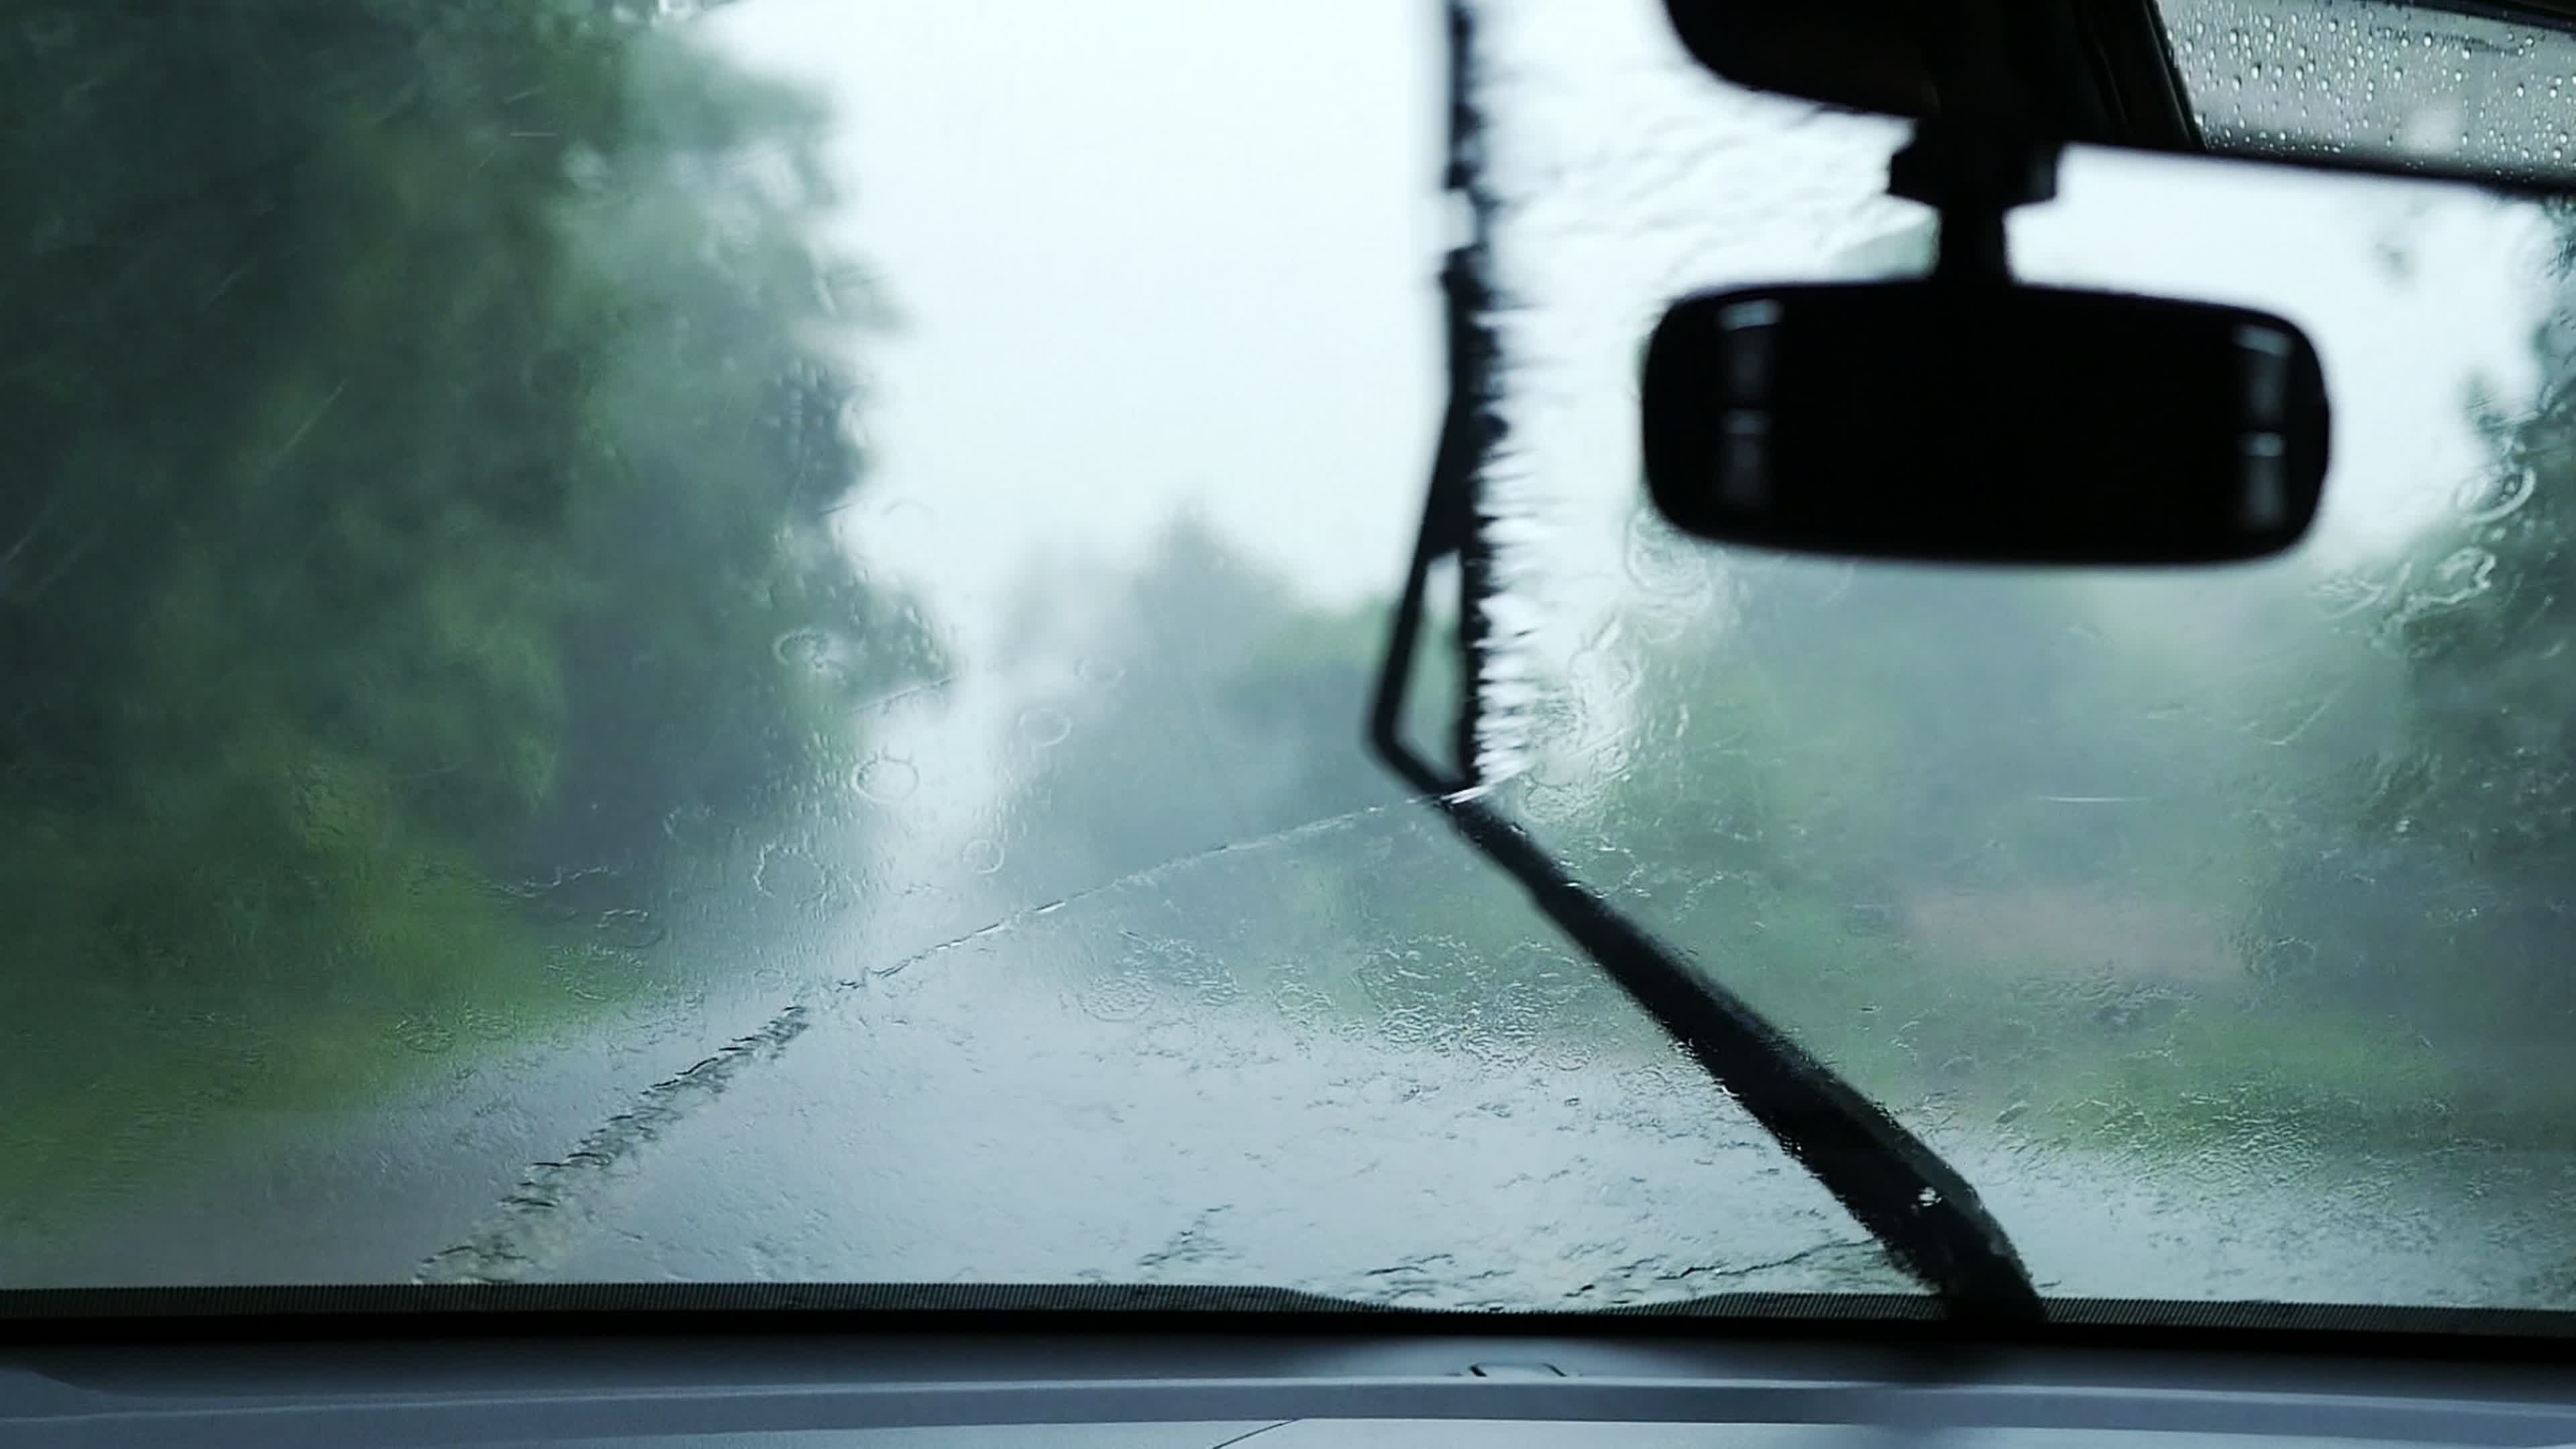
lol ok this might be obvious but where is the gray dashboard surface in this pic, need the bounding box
[7,1332,2575,1448]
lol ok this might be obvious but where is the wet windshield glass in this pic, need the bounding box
[2160,0,2576,176]
[6,0,2575,1312]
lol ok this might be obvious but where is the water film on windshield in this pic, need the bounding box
[5,0,2575,1311]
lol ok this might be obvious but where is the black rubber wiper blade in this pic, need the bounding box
[1368,485,2040,1319]
[1369,0,2040,1322]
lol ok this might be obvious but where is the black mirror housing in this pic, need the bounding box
[1641,281,2330,566]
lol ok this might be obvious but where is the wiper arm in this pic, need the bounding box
[1368,455,2039,1318]
[1371,1,2039,1320]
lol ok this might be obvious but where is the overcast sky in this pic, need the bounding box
[700,0,2559,699]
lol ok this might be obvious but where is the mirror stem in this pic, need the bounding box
[1932,207,2010,283]
[1888,119,2061,284]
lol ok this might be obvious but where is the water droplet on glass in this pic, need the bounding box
[562,144,610,191]
[773,627,851,678]
[1018,706,1073,747]
[2455,466,2537,525]
[961,837,1006,874]
[853,755,920,803]
[873,497,936,550]
[814,260,873,318]
[752,845,830,902]
[594,908,667,951]
[392,1016,457,1055]
[1077,971,1156,1022]
[2417,547,2498,607]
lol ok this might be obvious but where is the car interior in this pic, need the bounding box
[7,0,2576,1444]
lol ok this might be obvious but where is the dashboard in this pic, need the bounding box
[7,1319,2575,1448]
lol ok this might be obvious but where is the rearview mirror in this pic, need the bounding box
[1640,281,2330,565]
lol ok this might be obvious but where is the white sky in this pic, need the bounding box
[703,0,2559,659]
[706,0,1445,642]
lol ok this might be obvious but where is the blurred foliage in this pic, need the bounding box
[989,517,1427,904]
[0,0,932,1208]
[983,492,2535,1147]
[2237,262,2576,1061]
[1560,555,2416,1134]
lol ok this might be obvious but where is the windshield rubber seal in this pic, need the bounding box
[13,1283,2576,1360]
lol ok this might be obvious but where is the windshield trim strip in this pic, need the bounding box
[12,1284,2576,1360]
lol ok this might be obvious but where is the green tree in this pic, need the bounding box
[2351,262,2576,1046]
[989,517,1409,904]
[1554,523,2444,1140]
[973,520,1577,1032]
[0,0,931,1209]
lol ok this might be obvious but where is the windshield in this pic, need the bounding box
[7,0,2576,1318]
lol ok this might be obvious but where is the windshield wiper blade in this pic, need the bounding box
[1368,475,2039,1318]
[1368,1,2040,1320]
